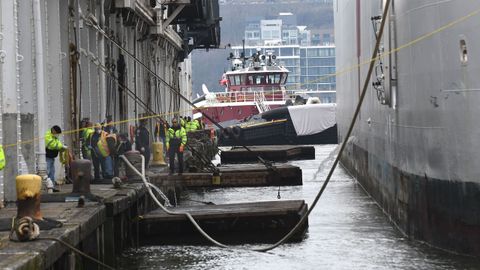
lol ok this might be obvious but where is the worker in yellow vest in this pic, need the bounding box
[190,117,201,132]
[0,145,5,171]
[90,123,113,179]
[166,118,187,175]
[0,145,4,207]
[80,120,94,160]
[45,125,67,190]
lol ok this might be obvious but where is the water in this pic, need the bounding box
[118,145,480,269]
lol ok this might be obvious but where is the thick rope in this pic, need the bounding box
[119,0,391,253]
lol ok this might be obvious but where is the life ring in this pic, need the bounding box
[231,126,243,140]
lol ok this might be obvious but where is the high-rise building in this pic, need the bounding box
[238,13,336,103]
[232,44,336,103]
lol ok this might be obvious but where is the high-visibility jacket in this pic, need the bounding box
[81,128,94,158]
[96,131,110,157]
[186,120,200,132]
[166,127,187,149]
[45,130,64,158]
[191,120,200,131]
[0,145,5,170]
[82,128,94,141]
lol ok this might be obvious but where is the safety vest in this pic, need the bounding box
[0,145,5,170]
[191,120,200,131]
[82,128,94,141]
[97,131,110,157]
[166,127,187,148]
[82,128,94,158]
[45,130,64,151]
[106,133,118,154]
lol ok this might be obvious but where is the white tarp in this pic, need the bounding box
[288,104,336,136]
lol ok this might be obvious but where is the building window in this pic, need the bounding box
[280,48,294,56]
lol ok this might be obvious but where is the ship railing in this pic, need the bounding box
[210,89,334,104]
[213,89,290,103]
[254,91,271,113]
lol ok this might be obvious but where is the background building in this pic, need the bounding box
[232,44,336,102]
[232,11,336,103]
[192,1,334,96]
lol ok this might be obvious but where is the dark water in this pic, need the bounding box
[118,145,480,269]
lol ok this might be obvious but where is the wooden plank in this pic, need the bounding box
[149,164,302,188]
[221,145,315,164]
[139,200,308,245]
[144,200,305,220]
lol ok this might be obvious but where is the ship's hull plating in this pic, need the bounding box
[335,0,480,255]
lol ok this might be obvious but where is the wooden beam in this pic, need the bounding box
[160,0,191,4]
[163,4,186,30]
[140,200,309,245]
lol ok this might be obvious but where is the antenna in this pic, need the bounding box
[242,39,246,68]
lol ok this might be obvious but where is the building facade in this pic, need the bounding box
[0,0,220,203]
[238,13,335,102]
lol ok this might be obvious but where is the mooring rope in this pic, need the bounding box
[37,237,115,270]
[119,0,391,253]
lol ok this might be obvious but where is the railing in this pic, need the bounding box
[254,91,271,113]
[207,89,334,104]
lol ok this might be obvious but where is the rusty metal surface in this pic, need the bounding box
[71,160,92,194]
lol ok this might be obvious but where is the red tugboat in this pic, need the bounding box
[193,50,292,127]
[194,49,338,146]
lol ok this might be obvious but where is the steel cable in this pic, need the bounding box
[83,16,276,171]
[121,0,391,253]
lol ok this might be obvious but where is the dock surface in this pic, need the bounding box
[221,145,315,164]
[0,183,148,270]
[140,200,308,245]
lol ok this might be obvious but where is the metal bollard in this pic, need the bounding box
[151,142,167,166]
[124,151,143,180]
[71,159,92,194]
[16,174,43,220]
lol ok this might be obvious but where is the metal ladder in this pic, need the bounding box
[254,91,271,113]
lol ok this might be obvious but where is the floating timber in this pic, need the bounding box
[221,145,315,164]
[149,163,303,188]
[139,200,308,245]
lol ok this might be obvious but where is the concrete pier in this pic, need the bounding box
[0,160,308,269]
[0,183,149,269]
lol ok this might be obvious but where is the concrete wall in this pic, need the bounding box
[0,0,193,203]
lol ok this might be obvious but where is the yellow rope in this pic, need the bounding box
[4,6,480,149]
[3,107,201,149]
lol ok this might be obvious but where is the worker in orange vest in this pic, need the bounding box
[89,123,113,179]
